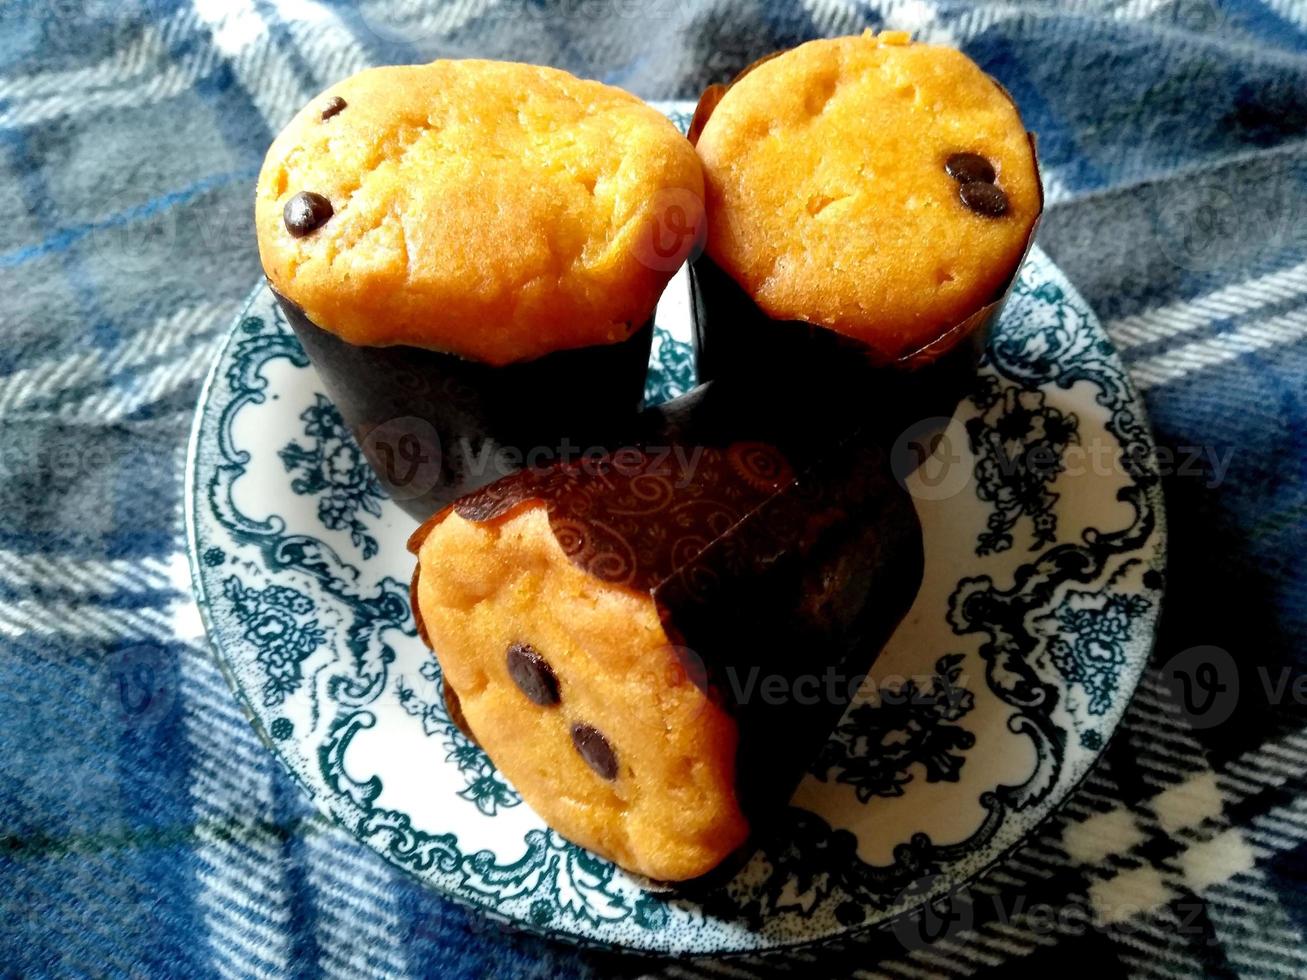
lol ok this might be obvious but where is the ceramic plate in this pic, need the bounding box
[185,105,1165,956]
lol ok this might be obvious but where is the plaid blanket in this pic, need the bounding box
[2,1,1306,976]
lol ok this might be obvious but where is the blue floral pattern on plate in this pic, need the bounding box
[184,102,1165,958]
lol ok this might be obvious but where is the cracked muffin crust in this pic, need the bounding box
[255,60,703,366]
[694,32,1040,361]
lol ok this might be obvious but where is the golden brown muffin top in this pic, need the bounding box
[256,60,703,365]
[695,33,1040,361]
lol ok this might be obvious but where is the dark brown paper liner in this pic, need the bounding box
[689,255,1003,440]
[443,684,476,744]
[688,47,1045,432]
[685,49,782,145]
[408,564,431,649]
[409,380,924,879]
[274,289,653,522]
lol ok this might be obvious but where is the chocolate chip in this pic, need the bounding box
[571,723,618,780]
[959,181,1008,217]
[506,643,560,706]
[320,96,347,120]
[283,191,334,237]
[945,152,996,185]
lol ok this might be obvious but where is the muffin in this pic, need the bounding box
[255,60,705,519]
[409,381,923,880]
[690,32,1042,425]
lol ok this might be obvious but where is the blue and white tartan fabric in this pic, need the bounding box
[2,1,1306,976]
